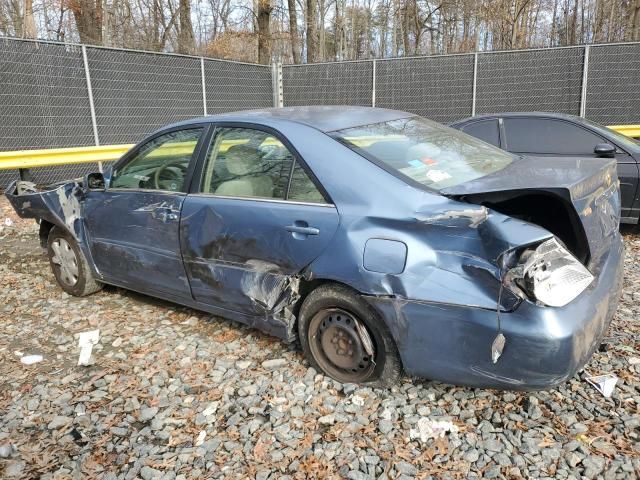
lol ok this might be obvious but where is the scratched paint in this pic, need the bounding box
[2,106,627,389]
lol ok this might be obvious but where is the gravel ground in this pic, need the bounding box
[0,196,639,480]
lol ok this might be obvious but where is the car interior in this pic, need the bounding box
[203,134,294,199]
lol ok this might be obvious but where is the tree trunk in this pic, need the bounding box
[568,0,578,45]
[70,0,103,44]
[22,0,36,38]
[287,0,301,63]
[627,0,640,41]
[257,0,272,64]
[306,0,318,62]
[177,0,195,54]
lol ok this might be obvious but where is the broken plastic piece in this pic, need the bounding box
[585,373,618,398]
[409,418,459,442]
[491,333,506,364]
[77,329,100,366]
[20,354,43,365]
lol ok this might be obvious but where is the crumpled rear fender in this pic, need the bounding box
[305,200,553,312]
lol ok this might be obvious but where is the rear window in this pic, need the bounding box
[333,116,513,190]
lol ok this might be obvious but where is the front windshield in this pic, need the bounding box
[580,118,640,153]
[333,116,514,190]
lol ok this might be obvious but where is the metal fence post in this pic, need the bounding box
[272,62,284,108]
[82,45,102,172]
[201,57,208,116]
[471,52,478,117]
[372,59,377,107]
[580,45,590,118]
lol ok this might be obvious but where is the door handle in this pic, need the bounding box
[285,225,320,235]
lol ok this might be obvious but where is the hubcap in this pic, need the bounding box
[51,238,79,286]
[310,309,376,382]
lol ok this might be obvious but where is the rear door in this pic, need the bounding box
[502,116,639,220]
[83,127,206,298]
[180,124,340,315]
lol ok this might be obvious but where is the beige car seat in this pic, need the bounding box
[215,145,273,197]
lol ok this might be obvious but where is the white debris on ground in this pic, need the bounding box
[18,354,43,365]
[409,418,459,443]
[77,329,100,366]
[1,197,639,479]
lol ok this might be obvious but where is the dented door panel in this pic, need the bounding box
[83,190,191,297]
[180,195,340,316]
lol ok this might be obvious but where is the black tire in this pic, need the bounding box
[47,226,102,297]
[298,283,402,387]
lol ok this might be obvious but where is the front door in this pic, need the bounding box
[83,127,205,298]
[180,125,340,315]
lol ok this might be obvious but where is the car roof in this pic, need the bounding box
[164,106,415,133]
[450,111,584,125]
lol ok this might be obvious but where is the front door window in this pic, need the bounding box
[111,128,203,192]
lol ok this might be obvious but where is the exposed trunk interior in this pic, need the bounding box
[455,191,590,264]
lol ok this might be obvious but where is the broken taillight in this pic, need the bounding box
[505,238,594,307]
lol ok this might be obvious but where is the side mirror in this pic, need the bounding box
[85,172,106,191]
[594,143,616,158]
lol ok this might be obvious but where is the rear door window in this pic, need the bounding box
[201,127,327,203]
[504,118,606,155]
[461,120,501,147]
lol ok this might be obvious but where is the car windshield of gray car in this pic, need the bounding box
[334,116,514,190]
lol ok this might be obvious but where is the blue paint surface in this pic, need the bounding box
[5,106,625,389]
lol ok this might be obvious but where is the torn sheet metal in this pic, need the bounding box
[491,333,506,364]
[6,180,85,241]
[415,206,488,228]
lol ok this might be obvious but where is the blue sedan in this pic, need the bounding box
[6,106,624,389]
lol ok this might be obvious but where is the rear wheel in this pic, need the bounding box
[47,226,102,297]
[298,284,402,387]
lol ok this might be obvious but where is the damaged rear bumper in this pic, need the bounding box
[368,233,624,390]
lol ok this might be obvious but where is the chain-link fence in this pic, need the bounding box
[281,42,640,126]
[1,37,640,188]
[0,37,273,187]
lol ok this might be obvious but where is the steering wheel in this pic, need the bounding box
[154,162,187,191]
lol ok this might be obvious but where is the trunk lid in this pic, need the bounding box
[441,156,620,266]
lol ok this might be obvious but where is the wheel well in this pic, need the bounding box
[295,278,358,308]
[38,220,55,248]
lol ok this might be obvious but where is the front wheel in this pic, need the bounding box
[298,284,402,387]
[47,226,103,297]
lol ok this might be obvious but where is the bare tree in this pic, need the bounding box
[68,0,103,44]
[257,0,272,63]
[177,0,194,53]
[22,0,37,37]
[287,0,301,62]
[306,0,318,61]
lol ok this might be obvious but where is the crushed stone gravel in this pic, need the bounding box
[0,197,639,479]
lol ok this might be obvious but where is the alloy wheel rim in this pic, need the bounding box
[51,238,79,287]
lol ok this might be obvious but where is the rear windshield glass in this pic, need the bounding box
[333,116,514,190]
